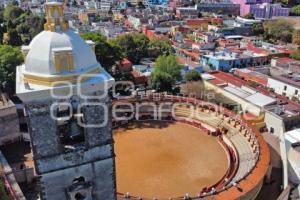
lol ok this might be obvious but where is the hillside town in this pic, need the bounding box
[1,0,300,200]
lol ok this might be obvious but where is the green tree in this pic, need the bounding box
[291,49,300,60]
[148,38,173,57]
[137,1,146,9]
[184,69,202,82]
[0,45,23,95]
[110,33,149,64]
[291,5,300,16]
[4,29,22,46]
[0,8,5,44]
[81,32,123,71]
[3,4,24,27]
[150,55,181,92]
[0,179,11,200]
[26,15,45,40]
[94,15,103,22]
[243,13,255,19]
[273,0,289,6]
[292,30,300,45]
[133,33,149,61]
[263,19,294,43]
[251,23,264,35]
[151,70,174,92]
[2,4,44,45]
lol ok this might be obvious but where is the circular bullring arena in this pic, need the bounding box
[113,94,270,200]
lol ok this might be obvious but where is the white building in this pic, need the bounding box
[234,16,262,28]
[267,75,300,101]
[284,128,300,199]
[285,129,300,185]
[102,26,123,38]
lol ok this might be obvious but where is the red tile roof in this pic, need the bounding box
[209,71,246,87]
[177,56,201,68]
[186,19,209,26]
[273,57,298,66]
[246,43,268,55]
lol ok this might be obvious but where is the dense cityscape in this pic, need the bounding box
[1,0,300,199]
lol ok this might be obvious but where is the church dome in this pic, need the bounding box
[25,30,99,75]
[16,1,114,102]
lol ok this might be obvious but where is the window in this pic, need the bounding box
[58,115,85,149]
[54,103,85,150]
[295,90,298,95]
[282,92,286,96]
[284,85,287,91]
[270,127,274,134]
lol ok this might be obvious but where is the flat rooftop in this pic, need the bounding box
[207,71,300,116]
[203,51,252,60]
[271,74,300,88]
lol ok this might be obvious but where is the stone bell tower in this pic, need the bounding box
[16,1,116,200]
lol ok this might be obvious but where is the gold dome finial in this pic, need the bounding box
[44,1,69,32]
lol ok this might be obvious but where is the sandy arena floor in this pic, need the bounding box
[114,120,229,199]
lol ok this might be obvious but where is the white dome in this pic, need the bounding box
[25,30,99,75]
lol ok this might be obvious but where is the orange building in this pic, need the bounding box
[186,18,223,30]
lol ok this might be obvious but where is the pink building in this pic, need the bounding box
[250,3,290,18]
[231,0,251,16]
[230,0,289,18]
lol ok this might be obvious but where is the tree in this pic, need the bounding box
[0,179,10,200]
[0,45,23,95]
[274,0,300,6]
[150,55,181,92]
[110,33,149,64]
[184,69,202,82]
[81,32,123,71]
[2,4,44,45]
[251,23,264,36]
[243,13,255,19]
[291,49,300,60]
[3,4,24,27]
[150,70,174,92]
[137,1,146,9]
[0,8,5,44]
[292,30,300,45]
[94,15,103,22]
[263,19,294,43]
[4,29,22,46]
[291,5,300,16]
[133,33,149,61]
[26,15,45,40]
[180,81,205,99]
[148,38,173,57]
